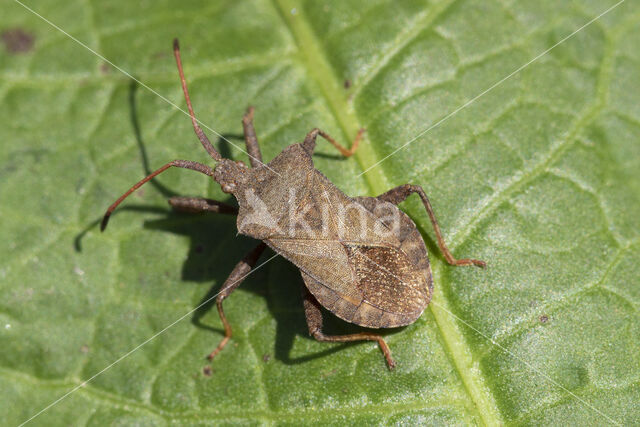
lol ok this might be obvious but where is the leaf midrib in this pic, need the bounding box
[272,0,501,425]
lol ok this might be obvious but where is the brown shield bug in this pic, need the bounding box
[101,39,486,369]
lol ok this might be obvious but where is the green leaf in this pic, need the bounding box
[1,0,639,425]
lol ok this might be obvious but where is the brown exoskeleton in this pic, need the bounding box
[101,39,486,369]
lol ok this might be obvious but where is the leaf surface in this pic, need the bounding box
[1,0,639,425]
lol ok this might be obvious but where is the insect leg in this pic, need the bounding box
[207,242,267,361]
[168,196,238,215]
[101,160,214,231]
[241,106,263,168]
[377,184,486,268]
[302,127,365,157]
[302,287,396,369]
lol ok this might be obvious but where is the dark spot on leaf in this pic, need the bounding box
[539,314,549,323]
[2,28,34,54]
[343,79,352,89]
[262,353,271,362]
[100,62,111,74]
[203,365,212,376]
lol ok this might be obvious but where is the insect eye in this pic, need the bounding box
[221,183,236,193]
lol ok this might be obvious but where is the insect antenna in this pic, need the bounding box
[100,160,213,231]
[173,38,223,162]
[100,39,224,232]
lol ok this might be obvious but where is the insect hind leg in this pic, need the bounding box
[302,287,396,369]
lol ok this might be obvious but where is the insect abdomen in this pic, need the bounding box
[301,243,430,329]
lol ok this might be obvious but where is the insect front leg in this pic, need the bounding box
[168,197,238,215]
[302,127,365,157]
[207,242,267,361]
[241,106,264,168]
[377,184,486,268]
[302,287,396,369]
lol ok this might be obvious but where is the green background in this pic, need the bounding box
[1,0,639,425]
